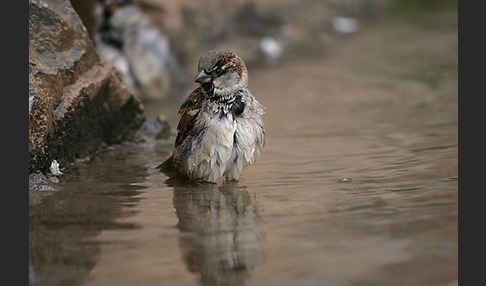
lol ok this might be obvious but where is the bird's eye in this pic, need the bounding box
[212,66,224,77]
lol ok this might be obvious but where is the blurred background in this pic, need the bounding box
[29,1,458,286]
[70,0,457,116]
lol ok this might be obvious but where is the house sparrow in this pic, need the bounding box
[161,50,265,183]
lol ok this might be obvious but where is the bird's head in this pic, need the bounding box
[194,50,248,98]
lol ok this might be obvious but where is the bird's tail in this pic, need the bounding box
[156,155,174,172]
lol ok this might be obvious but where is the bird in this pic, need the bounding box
[160,50,265,183]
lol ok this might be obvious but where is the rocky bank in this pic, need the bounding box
[29,0,146,175]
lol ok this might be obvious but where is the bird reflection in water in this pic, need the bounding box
[168,178,264,286]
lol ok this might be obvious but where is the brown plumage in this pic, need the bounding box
[175,87,204,147]
[161,50,265,183]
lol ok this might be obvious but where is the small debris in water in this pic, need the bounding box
[338,177,352,183]
[49,160,63,176]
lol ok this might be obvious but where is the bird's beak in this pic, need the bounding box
[194,70,211,84]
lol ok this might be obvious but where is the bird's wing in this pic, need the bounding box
[175,87,204,147]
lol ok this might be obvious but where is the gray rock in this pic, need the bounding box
[332,17,359,34]
[49,160,63,176]
[29,0,145,174]
[95,4,188,100]
[138,114,171,140]
[29,172,56,192]
[259,37,283,62]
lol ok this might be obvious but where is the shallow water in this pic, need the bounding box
[29,13,458,286]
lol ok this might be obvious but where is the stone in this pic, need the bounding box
[70,0,97,37]
[139,114,171,140]
[259,37,283,62]
[332,17,359,34]
[49,160,63,176]
[29,172,56,192]
[29,0,145,174]
[94,3,188,100]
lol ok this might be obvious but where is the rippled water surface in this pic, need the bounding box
[29,13,458,286]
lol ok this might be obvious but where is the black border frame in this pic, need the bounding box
[6,0,29,285]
